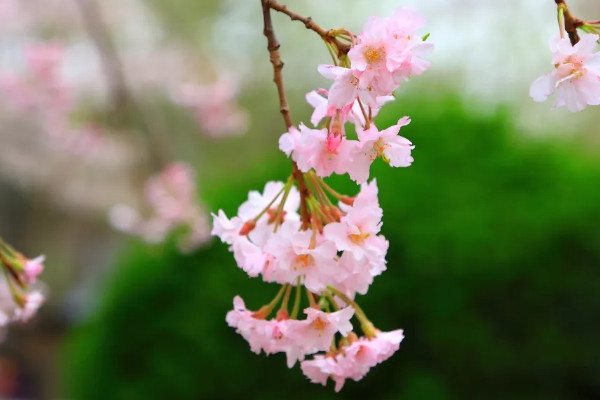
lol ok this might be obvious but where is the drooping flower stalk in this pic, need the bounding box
[213,0,433,390]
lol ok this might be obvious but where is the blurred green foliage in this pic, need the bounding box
[65,95,600,399]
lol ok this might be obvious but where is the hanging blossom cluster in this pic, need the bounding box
[213,3,431,391]
[0,238,45,340]
[530,1,600,112]
[109,162,211,253]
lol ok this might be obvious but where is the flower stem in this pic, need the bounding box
[266,0,351,55]
[325,291,340,311]
[266,284,289,310]
[253,178,290,223]
[278,284,293,315]
[290,278,303,319]
[356,97,371,129]
[324,40,339,66]
[272,178,294,232]
[554,0,583,45]
[327,286,377,338]
[306,288,317,307]
[558,5,566,39]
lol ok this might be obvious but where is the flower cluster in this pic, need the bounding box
[530,33,600,112]
[281,7,431,184]
[0,238,45,340]
[213,6,431,390]
[109,162,211,252]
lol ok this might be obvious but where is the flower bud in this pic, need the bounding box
[238,220,256,236]
[326,131,342,153]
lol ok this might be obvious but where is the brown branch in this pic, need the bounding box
[265,0,351,56]
[261,0,310,228]
[555,0,584,45]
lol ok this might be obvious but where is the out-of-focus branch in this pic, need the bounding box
[260,0,310,228]
[73,0,167,170]
[74,0,130,112]
[555,0,584,45]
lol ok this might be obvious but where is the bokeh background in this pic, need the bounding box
[1,0,600,398]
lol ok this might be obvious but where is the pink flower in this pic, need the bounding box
[15,291,45,322]
[264,220,338,291]
[110,162,211,252]
[227,296,355,368]
[237,181,300,223]
[324,181,388,263]
[333,251,381,298]
[25,43,63,79]
[23,255,45,283]
[283,306,355,366]
[306,89,394,128]
[301,329,405,391]
[211,211,268,277]
[279,123,357,178]
[211,210,244,245]
[300,354,340,387]
[0,42,70,115]
[530,33,600,112]
[340,7,432,99]
[0,280,45,330]
[348,117,414,184]
[226,295,286,355]
[317,65,379,108]
[384,8,433,81]
[170,77,249,137]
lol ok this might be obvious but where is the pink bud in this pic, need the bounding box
[24,255,45,283]
[326,131,342,153]
[238,220,256,236]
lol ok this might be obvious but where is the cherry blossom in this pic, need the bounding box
[0,239,47,340]
[227,296,355,368]
[109,162,211,252]
[530,33,600,112]
[347,117,414,183]
[301,329,405,391]
[279,123,357,178]
[170,77,249,138]
[324,181,388,264]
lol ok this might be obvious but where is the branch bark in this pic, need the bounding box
[260,0,310,228]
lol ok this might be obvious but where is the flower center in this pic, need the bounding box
[311,317,329,333]
[348,232,370,244]
[294,254,314,269]
[556,55,585,84]
[364,46,385,65]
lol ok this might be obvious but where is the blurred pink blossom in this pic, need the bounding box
[109,162,211,252]
[170,76,249,138]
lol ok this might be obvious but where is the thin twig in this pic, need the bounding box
[555,0,584,45]
[265,0,351,55]
[261,0,310,228]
